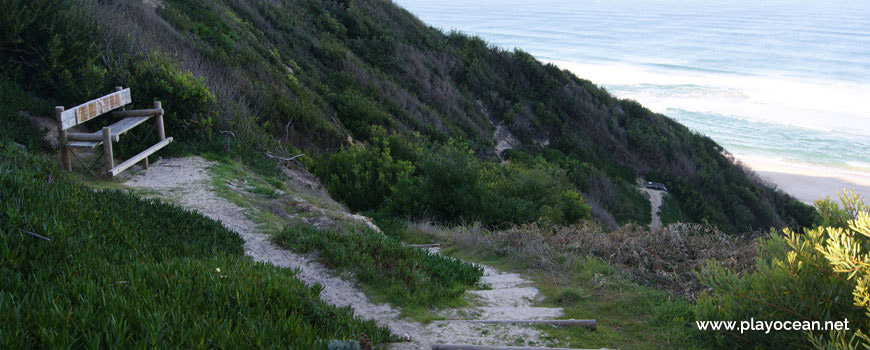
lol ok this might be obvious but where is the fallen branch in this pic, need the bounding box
[264,152,305,162]
[19,229,51,241]
[219,130,236,139]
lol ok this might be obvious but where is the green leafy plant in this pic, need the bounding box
[810,190,870,349]
[315,131,416,212]
[274,223,483,308]
[695,190,869,349]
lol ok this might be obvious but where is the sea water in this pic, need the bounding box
[394,0,870,175]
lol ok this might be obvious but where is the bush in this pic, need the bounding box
[0,143,394,349]
[274,223,483,308]
[811,190,870,349]
[486,162,590,226]
[320,136,591,227]
[328,89,389,140]
[0,78,52,150]
[695,191,869,349]
[315,132,415,212]
[122,52,217,140]
[404,140,489,222]
[0,0,106,103]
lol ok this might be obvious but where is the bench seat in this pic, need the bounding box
[66,116,151,145]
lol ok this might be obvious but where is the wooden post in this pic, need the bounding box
[55,107,71,171]
[154,101,165,140]
[102,127,114,176]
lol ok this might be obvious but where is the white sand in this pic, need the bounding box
[738,156,870,204]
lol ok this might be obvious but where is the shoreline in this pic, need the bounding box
[541,58,870,205]
[736,156,870,204]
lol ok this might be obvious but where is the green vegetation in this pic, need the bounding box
[0,142,394,348]
[0,79,52,150]
[696,191,869,349]
[406,222,705,349]
[316,133,591,227]
[0,0,811,232]
[659,192,685,225]
[3,0,845,347]
[540,260,700,350]
[813,191,870,348]
[274,224,483,311]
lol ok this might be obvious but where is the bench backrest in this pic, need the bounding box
[59,88,132,130]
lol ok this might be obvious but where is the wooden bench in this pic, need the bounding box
[56,87,173,177]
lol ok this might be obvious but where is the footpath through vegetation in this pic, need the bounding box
[122,156,570,349]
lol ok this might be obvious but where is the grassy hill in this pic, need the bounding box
[5,2,869,349]
[1,0,816,232]
[0,141,395,348]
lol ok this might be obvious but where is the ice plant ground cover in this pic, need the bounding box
[0,143,395,349]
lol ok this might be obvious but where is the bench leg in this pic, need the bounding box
[102,127,114,178]
[153,101,165,140]
[55,107,71,171]
[140,156,149,170]
[60,132,71,171]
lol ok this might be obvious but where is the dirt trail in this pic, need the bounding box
[639,188,663,230]
[123,157,563,349]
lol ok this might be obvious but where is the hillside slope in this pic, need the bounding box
[0,0,814,232]
[0,141,395,348]
[119,156,568,349]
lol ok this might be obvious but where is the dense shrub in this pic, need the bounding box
[402,141,489,221]
[810,191,870,349]
[328,89,389,140]
[275,223,483,307]
[315,133,416,212]
[0,143,394,348]
[0,79,52,150]
[0,0,106,103]
[121,52,217,139]
[695,191,869,349]
[318,136,591,227]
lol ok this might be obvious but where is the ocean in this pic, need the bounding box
[394,0,870,178]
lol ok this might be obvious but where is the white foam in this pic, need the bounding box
[545,59,870,136]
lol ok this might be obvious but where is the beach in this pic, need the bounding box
[394,0,870,207]
[738,156,870,204]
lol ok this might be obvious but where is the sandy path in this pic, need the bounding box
[639,188,663,230]
[123,157,563,349]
